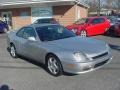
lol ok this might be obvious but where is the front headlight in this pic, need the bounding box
[73,52,89,63]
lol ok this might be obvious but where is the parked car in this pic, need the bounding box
[107,16,118,26]
[66,16,110,37]
[7,24,112,76]
[0,20,8,33]
[108,22,120,36]
[34,18,59,24]
[117,14,120,21]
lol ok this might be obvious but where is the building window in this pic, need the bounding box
[31,7,53,23]
[20,12,29,19]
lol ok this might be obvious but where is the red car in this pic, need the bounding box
[66,16,110,37]
[108,22,120,36]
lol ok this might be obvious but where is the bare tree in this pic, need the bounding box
[81,0,120,15]
[105,0,115,9]
[83,0,103,16]
[115,0,120,12]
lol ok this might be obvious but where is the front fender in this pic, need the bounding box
[50,51,75,63]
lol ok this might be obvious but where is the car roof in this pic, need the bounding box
[26,24,60,28]
[36,18,54,20]
[79,16,107,21]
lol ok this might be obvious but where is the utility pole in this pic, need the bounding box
[98,0,101,16]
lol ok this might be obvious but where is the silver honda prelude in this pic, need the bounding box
[7,24,112,76]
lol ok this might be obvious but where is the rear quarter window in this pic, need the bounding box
[99,18,105,23]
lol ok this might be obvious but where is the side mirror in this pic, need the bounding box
[28,37,36,42]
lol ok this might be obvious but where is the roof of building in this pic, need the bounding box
[0,0,89,9]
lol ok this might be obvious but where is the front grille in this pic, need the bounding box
[94,59,109,68]
[92,52,108,60]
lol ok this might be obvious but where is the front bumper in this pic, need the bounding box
[61,55,113,74]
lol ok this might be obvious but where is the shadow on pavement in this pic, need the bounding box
[19,56,77,76]
[0,32,5,34]
[109,44,120,52]
[0,85,14,90]
[19,55,48,71]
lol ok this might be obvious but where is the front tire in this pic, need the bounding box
[10,44,18,58]
[46,54,63,76]
[80,30,87,37]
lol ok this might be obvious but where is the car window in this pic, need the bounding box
[16,28,25,37]
[16,27,36,39]
[22,27,36,39]
[91,18,105,24]
[99,18,105,23]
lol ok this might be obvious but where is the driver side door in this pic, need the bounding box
[20,27,38,59]
[16,27,37,58]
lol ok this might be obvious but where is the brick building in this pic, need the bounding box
[0,0,89,30]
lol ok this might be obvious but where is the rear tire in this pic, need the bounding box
[46,54,63,76]
[10,44,18,58]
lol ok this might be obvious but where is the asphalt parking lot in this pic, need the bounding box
[0,33,120,90]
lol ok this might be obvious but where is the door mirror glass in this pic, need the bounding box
[28,37,36,41]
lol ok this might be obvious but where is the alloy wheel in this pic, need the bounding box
[48,57,59,75]
[80,30,87,37]
[47,55,63,76]
[10,45,17,58]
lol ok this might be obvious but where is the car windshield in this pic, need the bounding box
[35,18,58,24]
[36,25,76,41]
[75,18,89,24]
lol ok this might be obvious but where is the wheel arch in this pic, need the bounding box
[9,42,17,52]
[45,52,60,64]
[45,52,64,76]
[45,52,64,68]
[9,42,16,48]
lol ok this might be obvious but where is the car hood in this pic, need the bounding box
[66,24,85,30]
[45,36,108,57]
